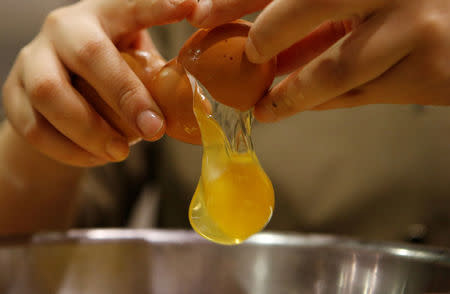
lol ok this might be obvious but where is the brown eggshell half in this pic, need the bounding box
[178,20,276,111]
[150,59,203,145]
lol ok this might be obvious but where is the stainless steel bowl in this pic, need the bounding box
[0,229,448,294]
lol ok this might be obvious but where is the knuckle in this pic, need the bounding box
[28,77,60,104]
[417,11,447,41]
[117,83,142,116]
[18,45,31,61]
[44,8,67,29]
[73,37,107,66]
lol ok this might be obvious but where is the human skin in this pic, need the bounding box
[0,0,195,234]
[189,0,450,121]
[2,0,449,234]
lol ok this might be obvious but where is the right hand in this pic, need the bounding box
[191,0,450,122]
[2,0,195,167]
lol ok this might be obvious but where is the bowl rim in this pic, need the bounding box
[0,229,449,266]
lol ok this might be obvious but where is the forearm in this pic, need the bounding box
[0,120,85,234]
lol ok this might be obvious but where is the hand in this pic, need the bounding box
[2,0,195,167]
[190,0,450,122]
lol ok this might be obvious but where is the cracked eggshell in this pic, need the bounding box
[178,20,276,111]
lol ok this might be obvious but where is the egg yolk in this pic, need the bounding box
[188,75,274,245]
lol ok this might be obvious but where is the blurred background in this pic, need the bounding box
[1,0,449,247]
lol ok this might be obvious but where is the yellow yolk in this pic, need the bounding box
[188,79,274,245]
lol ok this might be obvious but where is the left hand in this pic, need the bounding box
[190,0,450,122]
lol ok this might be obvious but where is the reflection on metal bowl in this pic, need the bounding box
[0,229,449,294]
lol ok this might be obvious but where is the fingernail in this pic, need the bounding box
[245,37,264,64]
[136,110,164,139]
[192,0,212,26]
[106,138,129,161]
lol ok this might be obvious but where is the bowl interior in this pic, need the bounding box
[0,229,449,294]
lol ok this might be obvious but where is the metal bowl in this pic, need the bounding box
[0,229,448,294]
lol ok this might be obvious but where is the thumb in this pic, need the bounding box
[87,0,196,40]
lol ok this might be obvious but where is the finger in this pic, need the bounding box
[120,30,165,61]
[313,53,450,110]
[254,10,415,122]
[88,0,197,40]
[276,20,354,76]
[246,0,386,63]
[21,39,130,162]
[50,18,165,141]
[79,31,166,144]
[120,30,166,79]
[3,76,107,167]
[189,0,271,28]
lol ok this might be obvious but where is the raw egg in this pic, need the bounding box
[187,77,275,244]
[75,20,277,245]
[178,21,276,244]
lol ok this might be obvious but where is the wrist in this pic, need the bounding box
[0,120,85,234]
[0,120,85,182]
